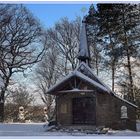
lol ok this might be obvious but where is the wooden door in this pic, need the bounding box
[72,97,96,125]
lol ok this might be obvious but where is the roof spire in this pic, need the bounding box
[78,16,90,66]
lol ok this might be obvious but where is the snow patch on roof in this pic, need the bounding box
[58,88,94,93]
[75,71,109,93]
[46,71,75,94]
[114,93,137,108]
[78,21,90,59]
[77,62,112,93]
[46,69,109,94]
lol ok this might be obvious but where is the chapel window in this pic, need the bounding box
[121,106,128,119]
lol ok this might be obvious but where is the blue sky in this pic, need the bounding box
[25,4,93,28]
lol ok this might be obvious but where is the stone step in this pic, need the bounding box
[60,125,96,131]
[46,125,109,134]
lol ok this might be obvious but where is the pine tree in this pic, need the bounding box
[96,4,122,91]
[87,3,140,103]
[86,4,102,76]
[116,4,140,102]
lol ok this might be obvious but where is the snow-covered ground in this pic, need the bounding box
[0,122,140,137]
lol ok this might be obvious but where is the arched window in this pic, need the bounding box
[121,106,128,119]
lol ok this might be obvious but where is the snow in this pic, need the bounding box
[0,123,45,136]
[107,129,140,136]
[75,71,109,93]
[58,88,94,93]
[46,72,74,94]
[114,94,137,108]
[77,62,116,92]
[0,122,140,137]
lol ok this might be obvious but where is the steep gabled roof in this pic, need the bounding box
[76,62,112,93]
[46,62,137,108]
[46,70,109,95]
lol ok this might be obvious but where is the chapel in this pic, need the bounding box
[46,15,137,131]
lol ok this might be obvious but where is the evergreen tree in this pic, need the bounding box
[116,4,140,102]
[95,4,122,91]
[86,4,102,76]
[86,3,140,103]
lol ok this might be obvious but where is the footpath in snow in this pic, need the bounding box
[0,122,139,137]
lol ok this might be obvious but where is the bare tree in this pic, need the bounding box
[11,86,34,108]
[0,4,45,122]
[35,46,60,120]
[5,85,34,122]
[35,17,81,120]
[47,17,81,74]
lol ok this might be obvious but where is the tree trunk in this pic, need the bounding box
[95,56,99,76]
[0,74,11,122]
[0,90,5,122]
[109,34,115,92]
[112,63,115,92]
[126,47,134,102]
[121,5,134,102]
[123,27,134,102]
